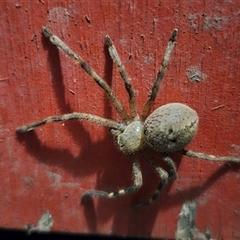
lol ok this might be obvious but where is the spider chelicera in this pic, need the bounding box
[17,27,240,208]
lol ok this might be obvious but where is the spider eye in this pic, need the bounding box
[168,129,173,134]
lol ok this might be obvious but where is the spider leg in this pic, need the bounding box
[105,36,137,119]
[135,152,176,208]
[82,155,142,199]
[181,149,240,162]
[141,29,178,120]
[160,153,178,180]
[42,27,131,122]
[16,113,125,132]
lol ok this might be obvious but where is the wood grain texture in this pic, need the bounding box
[0,1,240,238]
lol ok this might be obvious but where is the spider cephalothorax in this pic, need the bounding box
[17,27,240,207]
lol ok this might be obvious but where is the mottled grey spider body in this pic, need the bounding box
[17,27,240,207]
[111,103,198,156]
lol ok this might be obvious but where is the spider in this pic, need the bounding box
[17,27,240,208]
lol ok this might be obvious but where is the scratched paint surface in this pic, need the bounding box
[0,1,240,239]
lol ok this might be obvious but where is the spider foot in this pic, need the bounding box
[82,190,110,199]
[133,200,152,210]
[82,186,139,200]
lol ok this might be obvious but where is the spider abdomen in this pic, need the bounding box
[144,103,199,152]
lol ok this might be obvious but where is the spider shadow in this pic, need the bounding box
[17,33,110,178]
[16,32,240,236]
[16,32,133,231]
[165,159,240,207]
[110,154,240,235]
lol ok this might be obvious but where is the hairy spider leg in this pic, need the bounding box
[105,35,137,119]
[141,29,178,120]
[16,113,125,132]
[82,155,143,199]
[42,27,131,122]
[160,153,178,179]
[181,150,240,162]
[135,152,177,208]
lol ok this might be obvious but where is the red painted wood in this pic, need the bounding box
[1,1,240,238]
